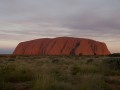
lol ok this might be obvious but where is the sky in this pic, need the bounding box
[0,0,120,54]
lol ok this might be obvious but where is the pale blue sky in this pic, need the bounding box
[0,0,120,54]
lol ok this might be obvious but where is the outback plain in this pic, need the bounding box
[0,54,120,90]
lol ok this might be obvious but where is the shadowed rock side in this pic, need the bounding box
[13,37,110,55]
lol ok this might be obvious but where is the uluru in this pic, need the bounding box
[13,37,110,55]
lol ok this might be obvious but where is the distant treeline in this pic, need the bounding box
[109,53,120,57]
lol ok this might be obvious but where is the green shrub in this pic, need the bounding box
[104,58,120,70]
[86,59,94,64]
[109,53,120,57]
[71,65,80,75]
[52,59,59,63]
[8,58,15,61]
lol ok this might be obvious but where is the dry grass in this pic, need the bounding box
[0,55,120,90]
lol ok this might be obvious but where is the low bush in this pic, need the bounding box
[109,53,120,57]
[104,58,120,70]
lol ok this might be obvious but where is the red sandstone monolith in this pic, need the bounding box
[13,37,110,55]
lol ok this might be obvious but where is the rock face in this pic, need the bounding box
[13,37,110,55]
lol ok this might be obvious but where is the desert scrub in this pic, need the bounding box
[71,64,101,76]
[0,55,120,90]
[52,59,60,63]
[104,58,120,70]
[33,73,55,90]
[0,63,34,90]
[33,68,73,90]
[7,58,15,61]
[0,65,34,82]
[78,74,109,90]
[86,58,94,64]
[109,53,120,57]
